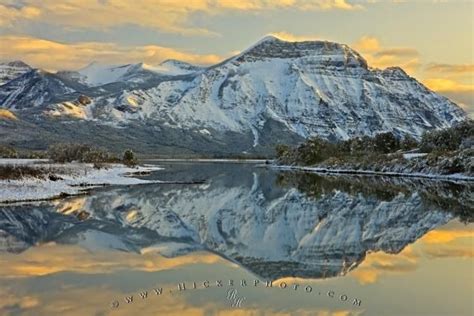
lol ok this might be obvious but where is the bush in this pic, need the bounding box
[296,137,339,165]
[420,120,473,152]
[373,132,400,153]
[275,144,290,158]
[48,143,117,163]
[0,146,18,158]
[400,135,418,151]
[123,149,137,166]
[0,165,46,180]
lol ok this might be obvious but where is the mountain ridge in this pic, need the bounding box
[0,36,468,155]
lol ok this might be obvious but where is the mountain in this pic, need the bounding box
[0,36,467,155]
[154,59,205,75]
[0,61,32,86]
[59,62,166,87]
[0,168,462,279]
[0,69,80,110]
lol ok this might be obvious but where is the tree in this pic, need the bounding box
[373,132,400,153]
[275,144,290,158]
[400,135,418,151]
[123,149,137,166]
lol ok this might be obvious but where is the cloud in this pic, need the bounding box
[374,48,419,58]
[425,63,474,74]
[269,31,321,42]
[422,79,473,115]
[352,36,380,52]
[0,4,41,27]
[423,78,474,93]
[0,36,225,71]
[352,36,420,74]
[0,0,362,35]
[350,247,418,285]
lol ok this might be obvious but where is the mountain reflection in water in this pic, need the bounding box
[0,162,472,315]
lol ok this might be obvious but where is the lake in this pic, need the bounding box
[0,161,472,316]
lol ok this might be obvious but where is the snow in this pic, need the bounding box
[271,164,474,181]
[0,36,467,151]
[0,160,163,203]
[403,153,428,159]
[150,60,203,75]
[77,62,142,86]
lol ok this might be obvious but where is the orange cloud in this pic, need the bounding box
[0,36,224,71]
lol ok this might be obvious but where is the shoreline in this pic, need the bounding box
[271,164,474,182]
[0,160,164,204]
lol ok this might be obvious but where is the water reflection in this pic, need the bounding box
[0,162,472,315]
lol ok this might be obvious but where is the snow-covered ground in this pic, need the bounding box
[402,153,428,160]
[0,160,162,203]
[272,164,474,181]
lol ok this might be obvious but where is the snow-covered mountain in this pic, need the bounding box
[61,62,168,87]
[0,168,460,279]
[0,61,32,86]
[0,36,467,154]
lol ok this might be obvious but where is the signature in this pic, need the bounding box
[226,289,246,308]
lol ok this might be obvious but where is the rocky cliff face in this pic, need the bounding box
[0,36,467,154]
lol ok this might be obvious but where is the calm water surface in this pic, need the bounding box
[0,162,472,316]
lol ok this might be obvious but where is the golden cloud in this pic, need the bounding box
[269,31,321,42]
[349,247,418,285]
[425,63,474,74]
[374,48,419,58]
[421,229,474,244]
[423,78,474,93]
[352,36,380,52]
[0,243,224,277]
[352,36,420,74]
[0,4,41,27]
[1,0,362,35]
[0,36,224,71]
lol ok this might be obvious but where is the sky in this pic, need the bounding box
[0,0,473,115]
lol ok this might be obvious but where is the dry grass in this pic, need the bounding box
[0,165,48,180]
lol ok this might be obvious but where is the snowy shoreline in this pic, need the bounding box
[271,164,474,182]
[0,160,163,204]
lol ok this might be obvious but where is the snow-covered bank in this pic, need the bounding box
[272,164,474,182]
[0,160,163,203]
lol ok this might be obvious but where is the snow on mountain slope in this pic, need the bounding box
[0,69,77,110]
[75,62,157,86]
[0,61,32,86]
[102,36,466,143]
[152,59,205,75]
[0,36,468,153]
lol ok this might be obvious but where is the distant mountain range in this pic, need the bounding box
[0,36,467,156]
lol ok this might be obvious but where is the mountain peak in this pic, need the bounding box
[3,60,31,68]
[156,59,203,75]
[235,36,368,69]
[0,60,34,86]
